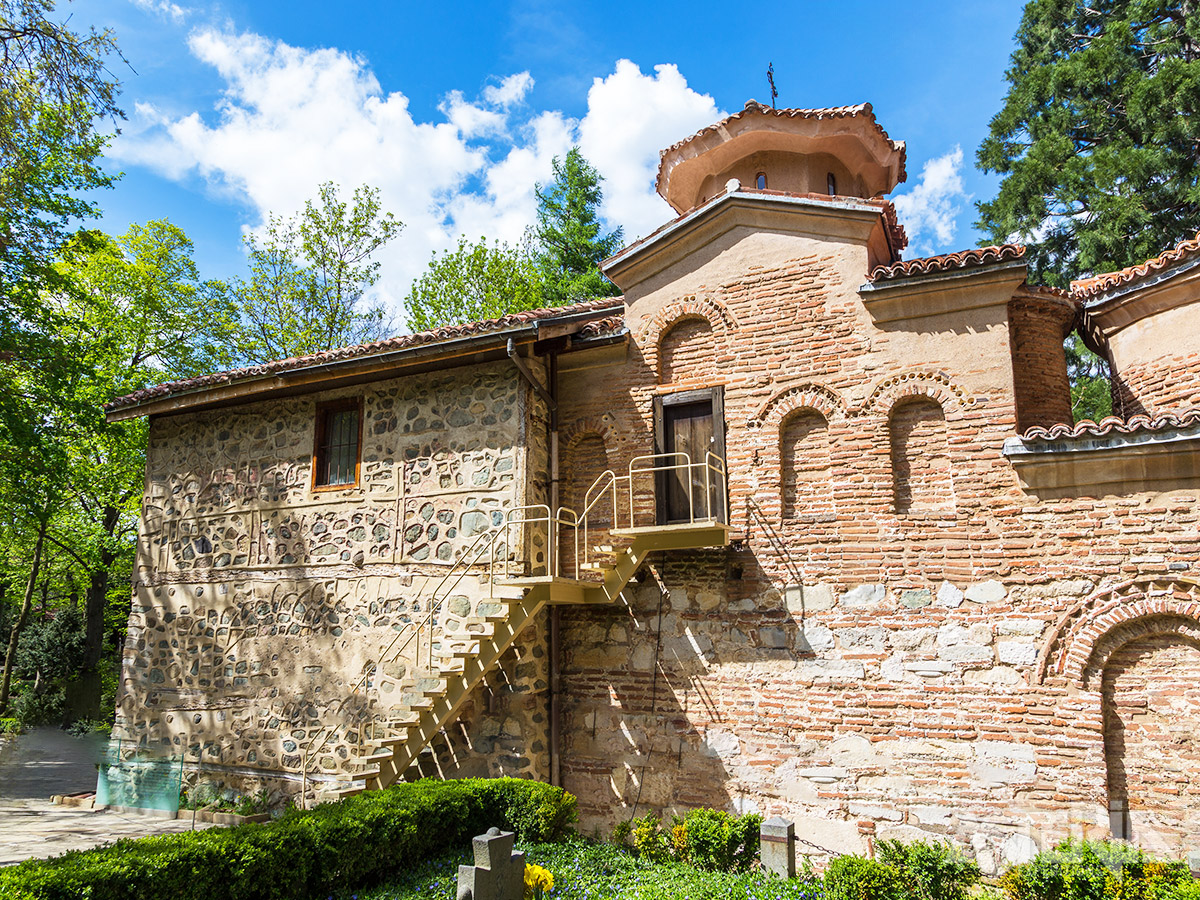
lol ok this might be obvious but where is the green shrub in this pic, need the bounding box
[631,812,670,861]
[0,716,21,734]
[998,838,1191,900]
[0,777,577,900]
[824,855,908,900]
[669,808,761,872]
[877,838,980,900]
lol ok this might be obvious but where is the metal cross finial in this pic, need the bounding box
[767,62,778,108]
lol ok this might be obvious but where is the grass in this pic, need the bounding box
[341,838,827,900]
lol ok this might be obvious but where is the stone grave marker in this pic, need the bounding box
[457,827,525,900]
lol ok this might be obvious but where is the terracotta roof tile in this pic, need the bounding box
[869,244,1026,283]
[1020,409,1200,442]
[1071,232,1200,301]
[106,297,623,413]
[655,100,907,193]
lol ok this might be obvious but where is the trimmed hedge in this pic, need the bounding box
[0,777,577,900]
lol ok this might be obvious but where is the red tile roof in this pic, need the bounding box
[1020,409,1200,442]
[655,100,907,193]
[1071,232,1200,301]
[106,297,624,413]
[868,244,1026,283]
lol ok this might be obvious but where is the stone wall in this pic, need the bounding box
[114,360,551,798]
[553,242,1200,863]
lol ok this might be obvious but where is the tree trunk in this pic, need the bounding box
[0,519,48,715]
[83,505,120,671]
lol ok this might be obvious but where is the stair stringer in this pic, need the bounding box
[328,522,731,800]
[333,582,553,796]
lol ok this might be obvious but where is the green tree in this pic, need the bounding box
[45,223,232,714]
[535,147,623,304]
[229,182,402,363]
[977,0,1200,421]
[404,234,545,332]
[0,0,120,330]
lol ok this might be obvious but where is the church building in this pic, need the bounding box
[105,101,1200,865]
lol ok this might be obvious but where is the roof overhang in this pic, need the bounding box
[1082,256,1200,342]
[106,305,624,422]
[1004,421,1200,499]
[857,259,1028,325]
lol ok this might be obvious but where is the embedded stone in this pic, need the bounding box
[901,589,932,609]
[842,584,886,608]
[785,582,835,613]
[936,582,964,607]
[997,641,1038,667]
[965,581,1007,604]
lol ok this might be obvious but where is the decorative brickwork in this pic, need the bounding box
[659,317,716,385]
[781,410,833,523]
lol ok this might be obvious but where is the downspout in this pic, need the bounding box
[506,338,562,787]
[548,351,562,788]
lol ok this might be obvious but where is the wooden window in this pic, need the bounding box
[313,399,362,489]
[827,172,837,195]
[653,387,726,524]
[756,172,768,189]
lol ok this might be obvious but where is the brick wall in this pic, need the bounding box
[1114,352,1200,418]
[552,246,1200,864]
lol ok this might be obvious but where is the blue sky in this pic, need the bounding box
[73,0,1027,321]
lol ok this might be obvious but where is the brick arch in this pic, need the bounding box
[561,413,624,451]
[856,370,973,421]
[750,382,847,429]
[1034,578,1200,687]
[640,296,738,377]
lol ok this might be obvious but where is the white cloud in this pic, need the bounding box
[579,61,723,241]
[130,0,188,22]
[483,72,534,108]
[891,146,968,257]
[110,30,722,322]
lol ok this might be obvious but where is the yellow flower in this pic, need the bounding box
[524,863,555,899]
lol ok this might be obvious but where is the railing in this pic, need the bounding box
[298,450,727,795]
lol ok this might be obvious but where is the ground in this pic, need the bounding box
[0,728,209,866]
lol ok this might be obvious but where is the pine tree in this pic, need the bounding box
[977,0,1200,420]
[535,148,623,305]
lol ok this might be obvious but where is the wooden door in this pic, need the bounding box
[663,400,714,522]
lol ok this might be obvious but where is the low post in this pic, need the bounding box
[760,816,796,879]
[456,827,526,900]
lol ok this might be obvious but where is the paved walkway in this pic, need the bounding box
[0,728,208,867]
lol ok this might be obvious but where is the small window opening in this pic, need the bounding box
[827,172,837,196]
[755,172,767,190]
[314,400,361,488]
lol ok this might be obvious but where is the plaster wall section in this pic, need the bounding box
[113,360,550,796]
[555,220,1200,862]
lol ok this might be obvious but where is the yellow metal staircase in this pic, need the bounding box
[307,453,729,802]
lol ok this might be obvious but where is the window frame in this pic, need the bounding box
[652,386,727,525]
[311,397,364,491]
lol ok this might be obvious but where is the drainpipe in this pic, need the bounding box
[548,350,562,789]
[506,338,562,787]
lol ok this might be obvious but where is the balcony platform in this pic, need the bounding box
[609,520,733,550]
